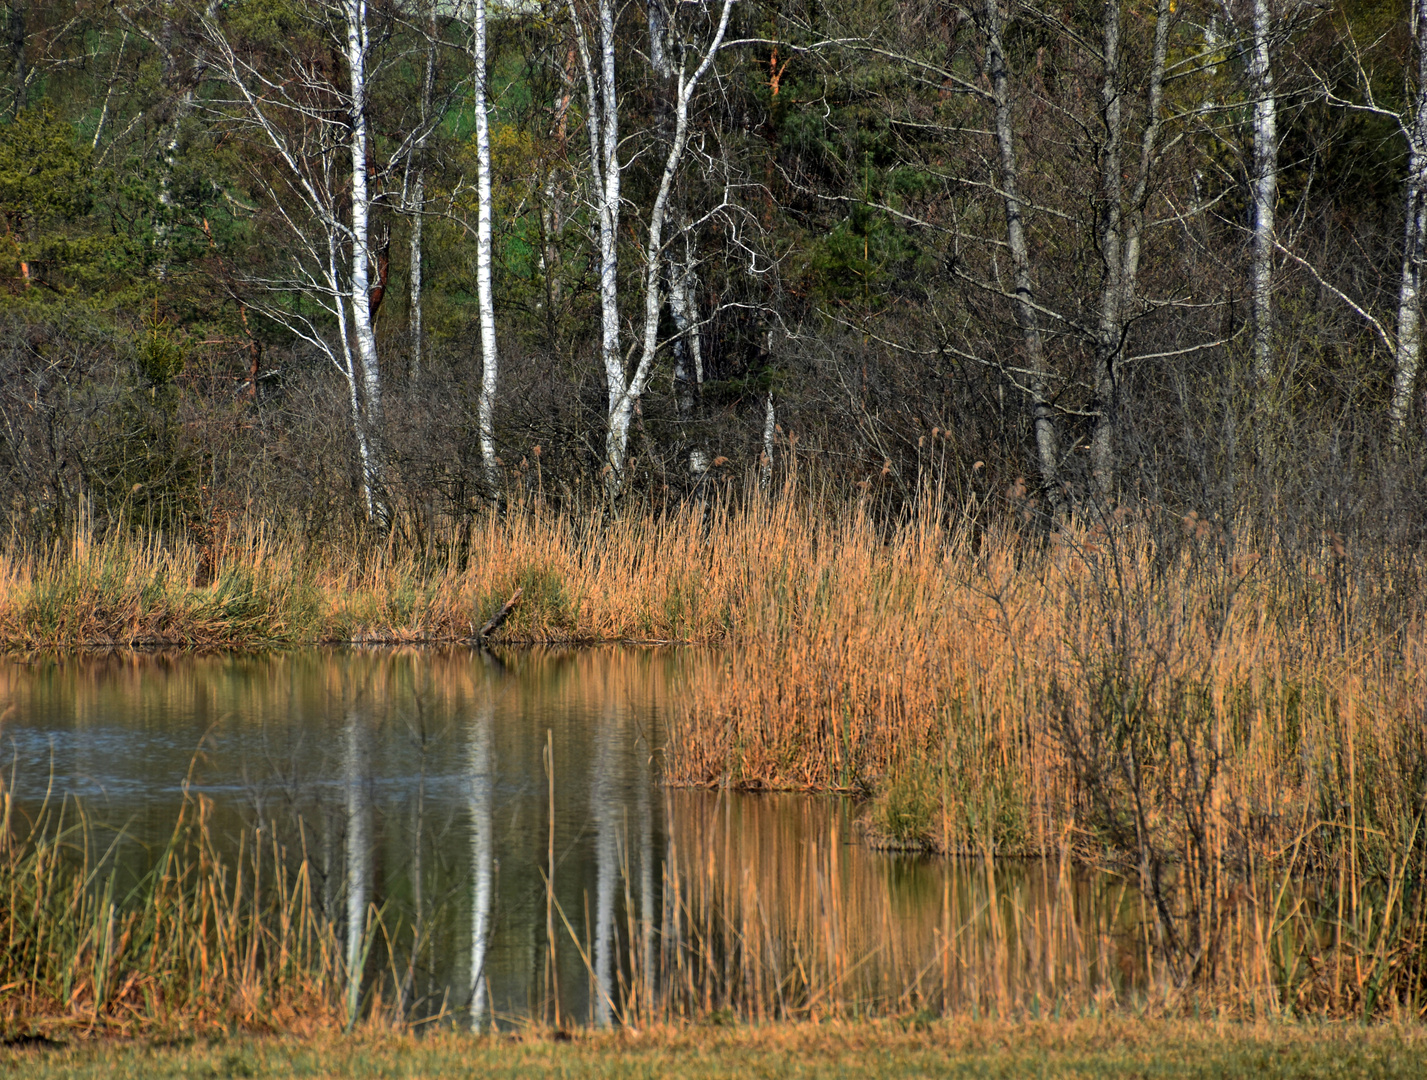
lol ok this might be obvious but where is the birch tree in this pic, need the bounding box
[1392,0,1427,445]
[567,0,734,500]
[406,0,438,382]
[469,0,500,497]
[1248,0,1277,386]
[1089,0,1174,499]
[980,0,1062,509]
[115,0,222,281]
[667,238,708,477]
[200,0,393,521]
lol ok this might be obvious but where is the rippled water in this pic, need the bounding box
[0,648,1146,1027]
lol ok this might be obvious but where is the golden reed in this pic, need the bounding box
[2,484,1425,1018]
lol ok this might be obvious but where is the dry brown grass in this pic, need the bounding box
[0,783,347,1038]
[4,487,1426,1017]
[655,490,1427,1016]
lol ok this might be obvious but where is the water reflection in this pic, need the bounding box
[0,648,1145,1025]
[469,696,493,1029]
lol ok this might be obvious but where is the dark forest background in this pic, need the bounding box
[0,0,1422,550]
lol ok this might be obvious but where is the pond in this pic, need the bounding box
[0,647,1146,1027]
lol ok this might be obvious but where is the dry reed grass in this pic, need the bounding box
[655,489,1427,1016]
[4,485,1426,1018]
[0,780,347,1037]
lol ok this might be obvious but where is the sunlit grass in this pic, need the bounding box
[0,783,346,1038]
[3,483,1427,1020]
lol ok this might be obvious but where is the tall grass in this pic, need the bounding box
[4,483,1427,1018]
[0,782,346,1036]
[656,490,1427,1017]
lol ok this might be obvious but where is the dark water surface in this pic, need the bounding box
[1,648,1144,1026]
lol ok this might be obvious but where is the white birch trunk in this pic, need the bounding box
[346,0,387,520]
[566,0,624,497]
[1250,0,1278,386]
[153,1,220,283]
[200,1,388,522]
[1090,0,1125,500]
[668,248,707,478]
[613,0,735,499]
[408,1,437,383]
[647,1,670,78]
[332,233,381,521]
[983,0,1061,509]
[472,0,500,498]
[568,0,733,501]
[1392,0,1427,444]
[408,171,426,380]
[761,388,776,490]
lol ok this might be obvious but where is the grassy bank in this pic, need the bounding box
[6,1019,1427,1079]
[0,505,738,649]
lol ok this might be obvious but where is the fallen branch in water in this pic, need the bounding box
[476,588,522,639]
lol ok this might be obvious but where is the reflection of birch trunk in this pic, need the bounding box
[982,0,1061,509]
[343,710,370,1029]
[469,703,494,1029]
[592,713,618,1026]
[637,733,655,1009]
[1393,0,1427,445]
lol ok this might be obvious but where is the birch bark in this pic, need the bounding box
[761,389,776,490]
[471,0,500,497]
[1089,0,1125,500]
[1392,0,1427,445]
[129,1,220,282]
[616,0,734,499]
[201,1,390,521]
[346,0,388,519]
[667,245,707,477]
[568,0,734,501]
[408,0,438,382]
[1249,0,1278,386]
[566,0,623,496]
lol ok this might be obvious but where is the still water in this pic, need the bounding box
[0,648,1145,1026]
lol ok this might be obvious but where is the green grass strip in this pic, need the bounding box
[5,1019,1427,1079]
